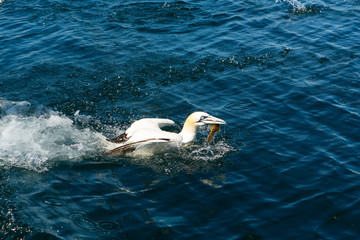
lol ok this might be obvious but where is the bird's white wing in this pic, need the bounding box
[125,118,175,136]
[128,128,181,143]
[108,118,175,144]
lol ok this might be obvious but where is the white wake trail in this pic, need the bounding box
[0,99,107,171]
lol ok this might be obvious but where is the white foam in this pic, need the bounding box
[183,140,235,162]
[0,99,107,172]
[275,0,306,11]
[0,98,31,115]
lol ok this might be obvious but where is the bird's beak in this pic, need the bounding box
[202,115,226,125]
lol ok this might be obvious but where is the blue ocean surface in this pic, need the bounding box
[1,0,360,239]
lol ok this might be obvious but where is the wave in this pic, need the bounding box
[0,98,107,172]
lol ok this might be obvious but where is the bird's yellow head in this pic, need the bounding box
[180,112,226,143]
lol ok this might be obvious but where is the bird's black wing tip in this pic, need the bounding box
[108,133,129,143]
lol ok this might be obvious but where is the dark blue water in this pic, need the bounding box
[1,0,360,239]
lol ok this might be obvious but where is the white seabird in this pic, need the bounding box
[105,112,226,156]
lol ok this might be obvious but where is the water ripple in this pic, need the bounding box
[1,0,360,239]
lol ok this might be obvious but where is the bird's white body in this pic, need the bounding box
[105,112,226,156]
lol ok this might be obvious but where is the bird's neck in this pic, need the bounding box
[179,121,198,143]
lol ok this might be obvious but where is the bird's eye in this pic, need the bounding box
[200,116,207,121]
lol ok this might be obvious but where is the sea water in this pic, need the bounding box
[1,0,360,239]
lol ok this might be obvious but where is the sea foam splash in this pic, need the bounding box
[275,0,306,11]
[0,99,107,172]
[183,140,235,162]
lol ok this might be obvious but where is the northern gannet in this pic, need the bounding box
[105,112,226,156]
